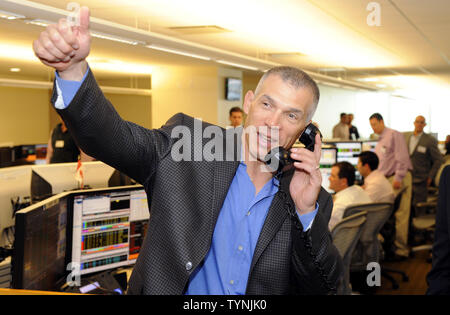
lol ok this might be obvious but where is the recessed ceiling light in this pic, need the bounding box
[10,68,21,72]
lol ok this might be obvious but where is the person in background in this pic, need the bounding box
[369,112,412,259]
[228,107,244,128]
[357,151,395,203]
[328,161,372,230]
[46,118,95,164]
[332,113,350,140]
[46,118,79,163]
[348,113,360,140]
[405,116,443,207]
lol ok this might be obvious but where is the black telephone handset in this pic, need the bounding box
[264,123,320,173]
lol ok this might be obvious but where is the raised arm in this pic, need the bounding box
[32,7,175,184]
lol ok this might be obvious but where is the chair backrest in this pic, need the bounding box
[343,202,394,270]
[332,211,367,294]
[332,211,367,259]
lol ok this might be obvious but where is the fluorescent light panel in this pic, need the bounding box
[146,44,211,60]
[0,10,25,20]
[216,60,259,71]
[26,19,53,27]
[91,31,145,46]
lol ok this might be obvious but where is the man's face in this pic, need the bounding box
[414,116,426,134]
[370,118,384,135]
[348,114,354,124]
[341,114,348,124]
[229,112,243,127]
[356,158,368,178]
[329,166,346,193]
[243,74,314,161]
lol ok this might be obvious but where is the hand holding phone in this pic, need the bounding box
[264,123,320,173]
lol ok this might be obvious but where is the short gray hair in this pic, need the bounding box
[254,66,320,121]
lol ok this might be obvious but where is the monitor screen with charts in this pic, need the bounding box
[69,186,150,276]
[334,141,362,166]
[324,141,363,183]
[319,147,337,194]
[13,186,149,291]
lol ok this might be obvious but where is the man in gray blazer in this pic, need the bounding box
[32,7,344,294]
[406,116,443,206]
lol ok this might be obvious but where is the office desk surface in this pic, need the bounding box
[0,288,82,295]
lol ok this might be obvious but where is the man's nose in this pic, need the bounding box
[266,111,282,127]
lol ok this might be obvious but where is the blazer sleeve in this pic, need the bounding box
[52,68,179,186]
[428,136,444,181]
[427,166,450,294]
[290,188,345,294]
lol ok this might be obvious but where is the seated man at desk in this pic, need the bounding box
[357,151,395,203]
[328,161,372,230]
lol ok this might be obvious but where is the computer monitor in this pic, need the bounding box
[12,192,70,290]
[11,145,36,166]
[362,140,378,153]
[333,141,362,166]
[13,185,149,291]
[30,161,116,201]
[0,165,32,247]
[0,147,13,168]
[34,144,47,165]
[319,147,337,194]
[68,186,149,276]
[324,141,363,183]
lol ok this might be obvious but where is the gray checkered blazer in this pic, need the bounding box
[54,70,344,295]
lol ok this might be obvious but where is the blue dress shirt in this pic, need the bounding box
[185,162,317,295]
[54,69,319,294]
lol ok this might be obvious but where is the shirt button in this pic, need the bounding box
[247,211,251,216]
[238,245,243,251]
[230,280,234,285]
[185,261,193,271]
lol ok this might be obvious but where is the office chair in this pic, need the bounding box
[344,202,395,292]
[410,187,439,256]
[379,187,410,289]
[331,211,367,295]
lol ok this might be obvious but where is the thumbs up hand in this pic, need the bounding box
[33,6,91,80]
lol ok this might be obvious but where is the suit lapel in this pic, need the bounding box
[412,133,427,156]
[249,169,293,274]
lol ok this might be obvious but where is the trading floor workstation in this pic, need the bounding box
[0,159,140,293]
[0,0,448,297]
[0,139,371,294]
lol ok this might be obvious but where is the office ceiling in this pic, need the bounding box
[0,0,449,96]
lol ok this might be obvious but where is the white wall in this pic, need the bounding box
[217,67,243,128]
[313,83,448,141]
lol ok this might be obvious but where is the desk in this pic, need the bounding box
[0,288,82,295]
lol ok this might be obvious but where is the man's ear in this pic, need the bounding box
[243,90,254,115]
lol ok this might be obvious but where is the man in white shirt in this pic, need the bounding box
[332,113,350,140]
[328,161,372,230]
[357,151,395,203]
